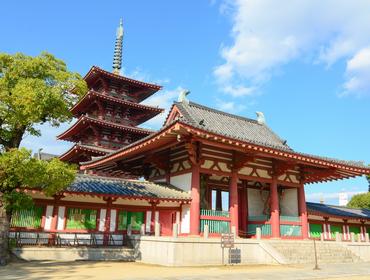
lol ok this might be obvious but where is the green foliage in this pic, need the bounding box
[0,52,87,150]
[0,148,76,213]
[347,192,370,209]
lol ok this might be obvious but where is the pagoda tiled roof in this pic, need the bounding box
[71,90,164,113]
[66,174,191,202]
[307,201,370,221]
[59,144,113,162]
[57,115,154,141]
[70,90,164,123]
[84,66,162,101]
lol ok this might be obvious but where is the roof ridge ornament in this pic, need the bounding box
[178,89,190,104]
[112,18,124,75]
[256,111,266,125]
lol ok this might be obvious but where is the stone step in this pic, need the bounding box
[268,241,362,264]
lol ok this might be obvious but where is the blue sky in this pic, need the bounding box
[1,0,369,205]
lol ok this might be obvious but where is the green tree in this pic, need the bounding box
[0,52,86,150]
[0,52,86,265]
[347,192,370,209]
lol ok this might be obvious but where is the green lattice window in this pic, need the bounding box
[309,223,323,238]
[117,211,144,231]
[66,208,97,230]
[330,225,343,239]
[10,206,43,228]
[349,225,361,234]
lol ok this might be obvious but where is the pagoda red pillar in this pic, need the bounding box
[298,184,309,239]
[190,163,200,235]
[270,177,280,238]
[229,171,239,236]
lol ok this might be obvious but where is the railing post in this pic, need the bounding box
[203,224,209,239]
[256,227,262,240]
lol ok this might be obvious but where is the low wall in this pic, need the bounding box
[12,247,136,261]
[344,243,370,261]
[130,236,285,266]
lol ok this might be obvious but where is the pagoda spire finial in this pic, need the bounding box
[112,18,124,75]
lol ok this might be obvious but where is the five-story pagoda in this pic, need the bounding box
[58,19,163,165]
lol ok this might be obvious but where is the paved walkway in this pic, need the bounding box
[1,261,370,280]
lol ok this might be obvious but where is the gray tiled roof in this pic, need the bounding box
[307,202,370,220]
[67,174,190,200]
[175,101,292,151]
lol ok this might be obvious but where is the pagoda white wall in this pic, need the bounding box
[280,188,298,216]
[57,206,66,230]
[110,209,117,232]
[170,173,192,192]
[180,204,190,234]
[44,205,54,230]
[99,209,106,232]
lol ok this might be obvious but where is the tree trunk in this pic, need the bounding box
[0,194,10,265]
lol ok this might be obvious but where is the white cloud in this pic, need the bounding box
[141,87,184,129]
[343,47,370,96]
[223,84,255,97]
[215,0,370,97]
[20,123,73,155]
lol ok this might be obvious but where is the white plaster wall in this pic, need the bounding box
[57,206,65,230]
[280,188,298,216]
[99,209,106,232]
[180,205,190,234]
[110,209,117,232]
[44,205,54,230]
[146,211,152,233]
[248,188,269,216]
[155,211,159,224]
[170,173,192,192]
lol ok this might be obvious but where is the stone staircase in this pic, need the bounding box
[267,240,364,264]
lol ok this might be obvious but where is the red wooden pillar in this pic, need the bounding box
[190,163,200,235]
[229,171,239,236]
[240,182,248,235]
[298,184,309,239]
[49,195,63,245]
[270,177,280,238]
